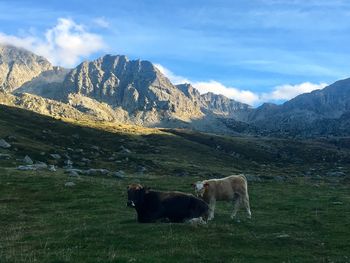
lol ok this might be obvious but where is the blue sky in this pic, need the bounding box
[1,0,350,105]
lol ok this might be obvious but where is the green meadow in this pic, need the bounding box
[0,105,349,262]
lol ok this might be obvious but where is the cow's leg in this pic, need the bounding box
[243,194,252,219]
[208,199,216,220]
[231,196,241,220]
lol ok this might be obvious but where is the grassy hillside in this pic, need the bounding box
[1,104,349,178]
[0,105,349,262]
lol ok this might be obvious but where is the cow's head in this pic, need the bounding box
[191,181,209,198]
[127,184,149,208]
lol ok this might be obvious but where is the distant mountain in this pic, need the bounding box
[247,78,350,136]
[176,83,251,117]
[15,66,70,100]
[0,45,53,92]
[1,44,349,137]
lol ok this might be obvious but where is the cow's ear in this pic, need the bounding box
[204,182,209,188]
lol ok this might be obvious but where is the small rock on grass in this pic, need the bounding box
[112,170,125,179]
[65,182,75,187]
[17,165,36,171]
[23,155,33,165]
[68,170,79,177]
[0,139,11,149]
[50,154,61,160]
[48,165,56,172]
[276,234,290,238]
[0,153,11,160]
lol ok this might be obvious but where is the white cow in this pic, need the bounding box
[192,175,251,221]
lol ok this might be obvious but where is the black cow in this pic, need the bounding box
[127,183,209,223]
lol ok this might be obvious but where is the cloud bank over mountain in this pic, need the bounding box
[155,64,327,106]
[0,18,106,67]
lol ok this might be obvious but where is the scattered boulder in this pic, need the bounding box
[91,145,100,151]
[186,217,207,225]
[64,159,73,166]
[17,162,48,171]
[23,155,33,165]
[327,171,346,177]
[17,165,36,171]
[332,201,343,205]
[276,234,290,239]
[63,153,71,160]
[48,165,56,172]
[65,168,83,177]
[84,169,110,176]
[0,139,11,149]
[112,170,125,179]
[68,170,79,177]
[119,146,131,154]
[64,168,123,177]
[0,153,11,160]
[274,176,285,182]
[72,134,80,139]
[230,152,241,158]
[34,162,48,169]
[137,166,147,174]
[75,148,84,153]
[50,154,61,160]
[65,182,75,187]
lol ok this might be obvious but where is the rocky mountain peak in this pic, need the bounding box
[62,54,202,124]
[176,83,201,100]
[200,92,252,118]
[0,44,53,92]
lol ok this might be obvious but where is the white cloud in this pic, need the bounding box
[192,80,260,105]
[155,63,260,104]
[93,17,110,28]
[262,82,327,101]
[154,64,190,84]
[0,33,37,51]
[0,18,106,67]
[155,63,328,106]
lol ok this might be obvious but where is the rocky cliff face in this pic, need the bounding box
[176,83,252,119]
[199,92,252,119]
[0,91,85,120]
[15,66,70,100]
[0,45,53,92]
[62,55,203,124]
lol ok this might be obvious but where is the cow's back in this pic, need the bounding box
[160,192,209,222]
[204,175,247,201]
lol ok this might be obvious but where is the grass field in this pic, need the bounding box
[0,168,349,262]
[0,105,350,262]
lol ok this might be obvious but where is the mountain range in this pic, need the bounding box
[0,44,349,137]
